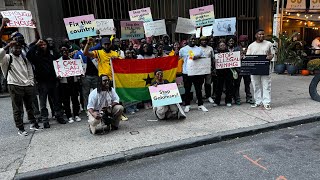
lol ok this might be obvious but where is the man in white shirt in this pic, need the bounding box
[179,35,208,113]
[87,75,124,134]
[0,41,41,136]
[246,29,273,110]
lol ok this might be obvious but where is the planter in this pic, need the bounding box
[287,65,298,75]
[275,64,286,74]
[301,69,309,76]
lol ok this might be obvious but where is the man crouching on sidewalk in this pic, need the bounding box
[87,74,124,134]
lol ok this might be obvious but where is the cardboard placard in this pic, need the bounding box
[63,14,97,40]
[187,57,211,76]
[96,19,116,35]
[149,83,182,107]
[143,19,167,37]
[0,10,35,28]
[175,17,196,34]
[189,5,215,27]
[129,7,153,22]
[53,58,85,77]
[120,21,144,40]
[215,51,241,69]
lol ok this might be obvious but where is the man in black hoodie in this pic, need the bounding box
[27,39,67,128]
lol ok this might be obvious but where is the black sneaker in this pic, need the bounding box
[30,123,42,131]
[43,122,50,129]
[111,125,118,131]
[18,128,28,136]
[57,118,67,124]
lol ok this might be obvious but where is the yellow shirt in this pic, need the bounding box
[93,50,120,79]
[169,50,183,74]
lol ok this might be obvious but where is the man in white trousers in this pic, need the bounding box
[246,29,273,110]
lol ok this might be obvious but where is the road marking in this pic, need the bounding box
[243,154,267,170]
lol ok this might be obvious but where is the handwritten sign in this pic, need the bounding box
[189,5,215,27]
[215,51,241,69]
[129,7,153,22]
[149,83,182,107]
[143,19,167,37]
[96,19,115,35]
[187,58,211,76]
[120,21,144,40]
[0,10,35,28]
[175,17,196,34]
[212,17,236,37]
[63,14,97,40]
[286,0,306,11]
[195,25,213,38]
[53,58,85,77]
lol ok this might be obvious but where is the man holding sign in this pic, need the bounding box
[246,29,273,110]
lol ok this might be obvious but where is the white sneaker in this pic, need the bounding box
[264,104,272,110]
[226,103,232,107]
[68,117,74,123]
[75,116,81,122]
[251,103,261,108]
[198,105,208,112]
[212,103,218,107]
[184,105,190,113]
[208,97,214,103]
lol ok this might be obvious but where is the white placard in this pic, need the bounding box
[215,51,241,69]
[212,17,236,37]
[143,19,167,37]
[175,17,196,34]
[187,58,211,76]
[0,10,35,28]
[96,19,115,35]
[53,58,85,77]
[195,26,213,38]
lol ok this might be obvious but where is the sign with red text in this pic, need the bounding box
[189,5,215,27]
[286,0,306,11]
[53,58,85,77]
[215,51,241,69]
[0,10,35,28]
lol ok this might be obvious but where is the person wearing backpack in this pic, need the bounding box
[0,41,41,136]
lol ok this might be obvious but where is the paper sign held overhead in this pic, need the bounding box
[63,14,97,40]
[175,17,196,34]
[0,10,35,28]
[215,51,241,69]
[195,26,213,38]
[143,19,167,37]
[96,19,116,35]
[212,17,236,37]
[120,21,144,40]
[53,58,85,77]
[189,5,215,27]
[148,83,182,107]
[129,7,153,22]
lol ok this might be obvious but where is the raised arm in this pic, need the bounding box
[30,19,40,45]
[0,18,10,41]
[83,37,95,58]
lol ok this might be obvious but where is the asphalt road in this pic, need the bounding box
[59,121,320,180]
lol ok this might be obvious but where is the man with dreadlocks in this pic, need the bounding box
[87,74,124,135]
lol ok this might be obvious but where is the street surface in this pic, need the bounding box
[60,121,320,180]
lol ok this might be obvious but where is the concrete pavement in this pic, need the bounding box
[1,74,319,180]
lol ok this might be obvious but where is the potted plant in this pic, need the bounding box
[307,59,320,75]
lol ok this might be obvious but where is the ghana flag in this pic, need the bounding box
[112,56,179,102]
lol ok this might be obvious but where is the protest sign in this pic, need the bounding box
[129,7,153,22]
[96,19,115,35]
[120,21,144,40]
[189,5,215,27]
[212,17,236,37]
[215,51,241,69]
[0,10,35,28]
[149,83,182,107]
[187,58,211,76]
[195,25,213,38]
[175,17,196,34]
[240,55,270,75]
[63,14,97,40]
[53,58,85,77]
[143,19,167,37]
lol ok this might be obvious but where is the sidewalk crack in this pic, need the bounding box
[238,109,272,123]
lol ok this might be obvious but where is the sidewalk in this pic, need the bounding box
[2,74,320,180]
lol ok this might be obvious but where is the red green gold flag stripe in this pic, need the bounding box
[112,56,179,102]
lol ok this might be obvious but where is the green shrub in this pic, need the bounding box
[307,59,320,71]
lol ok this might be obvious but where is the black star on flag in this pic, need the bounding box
[143,74,153,86]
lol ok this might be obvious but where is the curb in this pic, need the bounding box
[14,114,320,180]
[0,93,10,98]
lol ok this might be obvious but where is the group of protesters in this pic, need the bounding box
[0,16,273,136]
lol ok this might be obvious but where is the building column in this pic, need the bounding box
[257,0,274,35]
